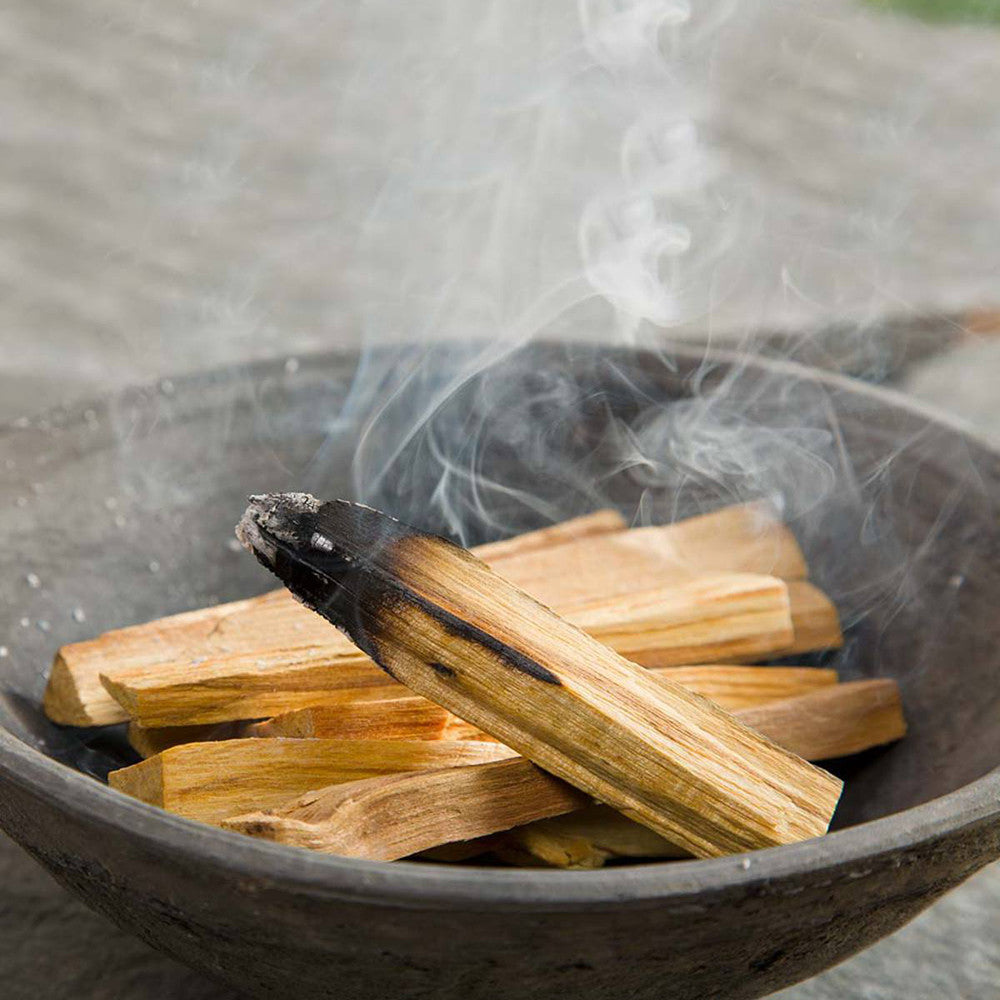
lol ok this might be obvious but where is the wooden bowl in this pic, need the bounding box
[1,344,998,1000]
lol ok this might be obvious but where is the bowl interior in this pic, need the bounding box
[2,342,999,835]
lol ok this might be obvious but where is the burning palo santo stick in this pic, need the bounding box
[45,501,807,728]
[248,666,838,745]
[44,509,626,727]
[109,738,516,825]
[225,679,902,862]
[235,494,841,858]
[97,575,810,730]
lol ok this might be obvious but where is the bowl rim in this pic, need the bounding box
[2,343,999,911]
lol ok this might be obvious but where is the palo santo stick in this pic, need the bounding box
[471,508,626,561]
[256,666,838,743]
[236,495,842,858]
[497,500,808,607]
[44,509,625,727]
[499,679,905,867]
[127,720,246,759]
[783,581,843,654]
[99,576,802,729]
[45,502,799,727]
[566,574,794,667]
[223,757,590,860]
[246,686,452,741]
[737,678,906,761]
[495,806,687,868]
[109,738,516,825]
[661,664,838,710]
[226,679,901,862]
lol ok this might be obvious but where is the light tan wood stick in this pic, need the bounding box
[127,721,245,759]
[782,581,843,655]
[98,574,808,729]
[108,738,517,825]
[246,686,452,741]
[224,679,901,863]
[252,666,838,745]
[737,677,906,760]
[494,806,687,868]
[44,502,802,727]
[498,678,906,867]
[235,495,841,858]
[497,500,807,607]
[471,509,626,561]
[222,758,590,860]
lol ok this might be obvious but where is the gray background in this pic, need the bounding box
[2,1,1000,997]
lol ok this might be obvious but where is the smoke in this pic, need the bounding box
[285,0,1000,674]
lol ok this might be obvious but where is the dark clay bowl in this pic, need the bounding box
[1,343,999,1000]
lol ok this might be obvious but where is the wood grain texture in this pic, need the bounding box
[45,502,805,727]
[223,679,902,862]
[43,510,626,726]
[494,500,808,607]
[236,495,842,858]
[737,678,906,761]
[222,758,590,860]
[497,679,906,867]
[250,665,838,744]
[96,572,809,728]
[495,805,687,868]
[108,738,516,825]
[127,721,245,759]
[246,686,452,741]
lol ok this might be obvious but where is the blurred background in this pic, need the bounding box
[2,0,999,997]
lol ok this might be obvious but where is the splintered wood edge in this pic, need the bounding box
[221,758,589,861]
[108,755,165,808]
[220,681,903,862]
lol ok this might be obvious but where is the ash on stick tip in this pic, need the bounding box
[237,492,321,566]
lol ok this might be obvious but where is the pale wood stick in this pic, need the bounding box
[108,738,517,825]
[99,574,803,729]
[737,677,906,760]
[498,679,905,867]
[253,666,838,745]
[497,500,808,607]
[246,686,451,741]
[782,580,843,655]
[44,502,802,727]
[236,495,841,858]
[43,510,625,727]
[658,664,839,710]
[566,574,795,667]
[127,720,245,759]
[471,509,626,561]
[222,758,590,860]
[225,679,902,863]
[493,806,687,868]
